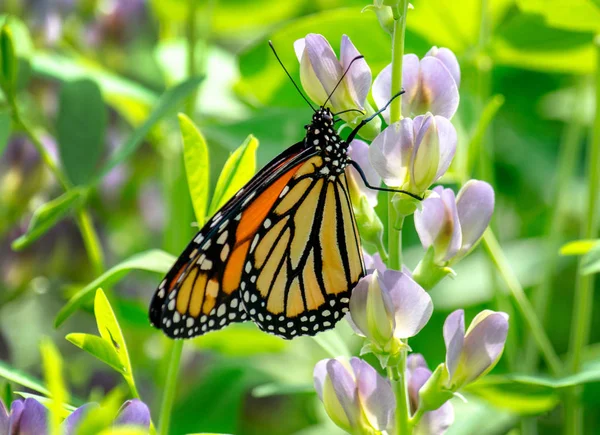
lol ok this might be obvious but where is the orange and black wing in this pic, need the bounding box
[239,155,365,339]
[149,143,317,338]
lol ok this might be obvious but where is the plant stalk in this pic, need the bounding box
[157,340,184,435]
[388,356,411,435]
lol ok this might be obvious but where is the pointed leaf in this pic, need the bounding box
[560,239,599,255]
[55,249,175,327]
[0,360,50,396]
[208,134,258,215]
[66,333,125,374]
[94,289,134,381]
[11,188,87,251]
[57,78,107,185]
[179,113,210,225]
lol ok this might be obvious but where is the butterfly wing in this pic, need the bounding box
[149,142,317,338]
[239,155,365,339]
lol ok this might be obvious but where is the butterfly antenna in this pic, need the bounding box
[322,55,365,108]
[346,89,405,144]
[269,41,316,112]
[333,108,365,117]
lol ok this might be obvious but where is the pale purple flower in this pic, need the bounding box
[348,267,433,360]
[347,139,381,207]
[0,398,48,434]
[444,309,509,390]
[368,113,456,195]
[414,180,494,264]
[314,357,395,434]
[62,399,150,433]
[407,354,454,435]
[294,34,381,138]
[373,48,460,122]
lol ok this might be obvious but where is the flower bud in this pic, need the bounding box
[369,113,456,198]
[294,34,380,137]
[414,180,494,266]
[373,48,460,122]
[348,267,433,366]
[443,309,509,390]
[406,355,454,434]
[1,398,48,434]
[314,357,395,435]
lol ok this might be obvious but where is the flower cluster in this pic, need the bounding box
[0,397,151,434]
[297,28,507,435]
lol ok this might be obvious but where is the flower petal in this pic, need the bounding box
[351,357,395,430]
[443,310,465,379]
[325,359,359,429]
[61,403,100,435]
[407,353,429,372]
[414,195,445,250]
[0,399,9,433]
[340,35,371,108]
[456,180,494,255]
[348,276,371,338]
[348,140,380,206]
[411,114,440,192]
[293,38,305,62]
[433,116,457,181]
[418,57,459,119]
[426,46,461,88]
[372,64,392,123]
[362,250,386,274]
[304,34,343,103]
[18,398,47,435]
[417,402,455,435]
[383,271,433,338]
[298,37,329,106]
[437,187,461,262]
[8,400,24,435]
[369,119,414,187]
[115,399,151,428]
[461,311,509,384]
[314,359,329,400]
[400,54,422,119]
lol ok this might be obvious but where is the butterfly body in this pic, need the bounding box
[150,108,365,339]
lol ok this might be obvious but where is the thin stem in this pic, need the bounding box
[389,1,408,124]
[185,0,198,116]
[388,355,411,435]
[388,205,404,270]
[10,100,105,274]
[523,79,587,371]
[157,340,184,435]
[482,230,562,375]
[565,36,600,435]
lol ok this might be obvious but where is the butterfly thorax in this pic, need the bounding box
[304,107,349,177]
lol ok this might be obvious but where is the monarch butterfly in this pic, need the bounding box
[149,43,420,340]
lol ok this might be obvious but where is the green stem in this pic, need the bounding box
[157,340,184,435]
[565,36,600,435]
[388,205,404,270]
[389,0,408,124]
[388,355,411,435]
[10,100,105,274]
[482,230,562,375]
[185,0,198,116]
[523,79,587,371]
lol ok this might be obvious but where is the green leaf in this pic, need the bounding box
[191,324,287,356]
[11,187,87,251]
[57,78,107,185]
[0,360,50,396]
[40,338,68,434]
[208,134,258,215]
[179,113,210,225]
[466,95,505,176]
[97,76,203,183]
[466,368,600,414]
[560,239,599,255]
[0,108,10,156]
[582,244,600,275]
[55,249,175,327]
[31,51,157,126]
[516,0,600,33]
[0,23,17,99]
[66,333,125,374]
[94,289,135,386]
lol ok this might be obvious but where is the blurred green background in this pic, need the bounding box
[1,0,600,434]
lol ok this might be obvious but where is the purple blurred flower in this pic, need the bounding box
[415,180,494,265]
[314,357,395,434]
[0,398,48,434]
[407,354,454,435]
[62,399,150,433]
[369,113,456,195]
[294,34,381,138]
[348,266,432,364]
[444,309,509,390]
[373,48,460,122]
